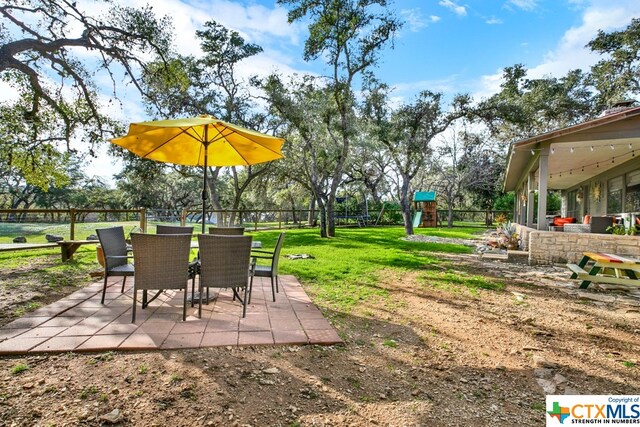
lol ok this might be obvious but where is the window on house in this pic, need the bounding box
[625,170,640,212]
[608,176,623,214]
[567,189,578,218]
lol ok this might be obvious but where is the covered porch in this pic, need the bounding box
[504,105,640,264]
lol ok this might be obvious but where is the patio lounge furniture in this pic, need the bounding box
[130,233,192,322]
[564,216,615,234]
[196,234,254,318]
[549,217,576,231]
[96,226,135,304]
[250,232,285,303]
[156,225,194,235]
[208,226,245,235]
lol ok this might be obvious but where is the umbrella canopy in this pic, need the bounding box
[110,115,285,232]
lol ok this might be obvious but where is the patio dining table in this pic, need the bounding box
[567,252,640,289]
[139,239,262,307]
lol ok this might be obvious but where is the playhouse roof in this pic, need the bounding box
[413,191,436,202]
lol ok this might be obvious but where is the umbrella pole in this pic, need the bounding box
[202,127,208,234]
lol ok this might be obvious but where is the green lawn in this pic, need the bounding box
[249,226,494,311]
[0,226,500,317]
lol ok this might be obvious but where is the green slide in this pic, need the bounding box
[412,211,422,228]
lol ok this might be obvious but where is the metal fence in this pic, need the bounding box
[0,207,509,244]
[0,209,147,244]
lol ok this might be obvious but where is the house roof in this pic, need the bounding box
[503,106,640,191]
[414,191,436,202]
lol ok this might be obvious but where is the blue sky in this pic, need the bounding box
[177,0,637,102]
[6,0,639,182]
[85,0,639,121]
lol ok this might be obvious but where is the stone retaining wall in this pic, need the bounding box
[528,231,640,265]
[515,224,536,251]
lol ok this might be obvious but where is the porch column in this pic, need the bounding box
[527,172,535,228]
[520,188,526,224]
[537,149,549,230]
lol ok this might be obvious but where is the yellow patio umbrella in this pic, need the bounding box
[110,115,285,233]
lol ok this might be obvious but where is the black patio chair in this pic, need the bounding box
[156,225,194,235]
[196,234,254,318]
[96,226,135,304]
[130,233,192,322]
[208,226,245,235]
[250,232,285,303]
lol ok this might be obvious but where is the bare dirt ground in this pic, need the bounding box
[2,242,640,426]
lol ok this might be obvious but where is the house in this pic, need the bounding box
[503,103,640,264]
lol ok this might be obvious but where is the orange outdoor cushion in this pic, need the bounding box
[553,217,576,226]
[583,215,591,225]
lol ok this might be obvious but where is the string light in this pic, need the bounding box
[521,142,637,154]
[523,144,638,178]
[557,150,633,174]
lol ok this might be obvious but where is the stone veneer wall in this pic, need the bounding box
[528,231,640,265]
[514,224,536,251]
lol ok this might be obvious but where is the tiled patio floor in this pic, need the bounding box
[0,275,341,355]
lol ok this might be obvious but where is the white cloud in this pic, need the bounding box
[528,1,640,79]
[507,0,539,11]
[0,81,19,103]
[102,0,304,58]
[473,72,505,100]
[474,0,640,99]
[84,143,123,186]
[485,17,503,25]
[438,0,467,17]
[400,9,441,32]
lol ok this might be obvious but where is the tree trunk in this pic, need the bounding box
[400,179,414,235]
[308,197,316,226]
[206,166,222,224]
[447,206,454,228]
[288,194,297,224]
[326,198,336,237]
[317,198,328,238]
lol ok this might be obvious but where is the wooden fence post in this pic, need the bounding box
[70,208,75,240]
[181,208,187,226]
[140,208,147,233]
[278,210,282,229]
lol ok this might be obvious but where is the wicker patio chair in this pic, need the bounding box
[250,232,285,303]
[196,234,254,318]
[155,224,199,304]
[156,225,194,235]
[208,226,245,235]
[130,233,192,322]
[96,226,135,304]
